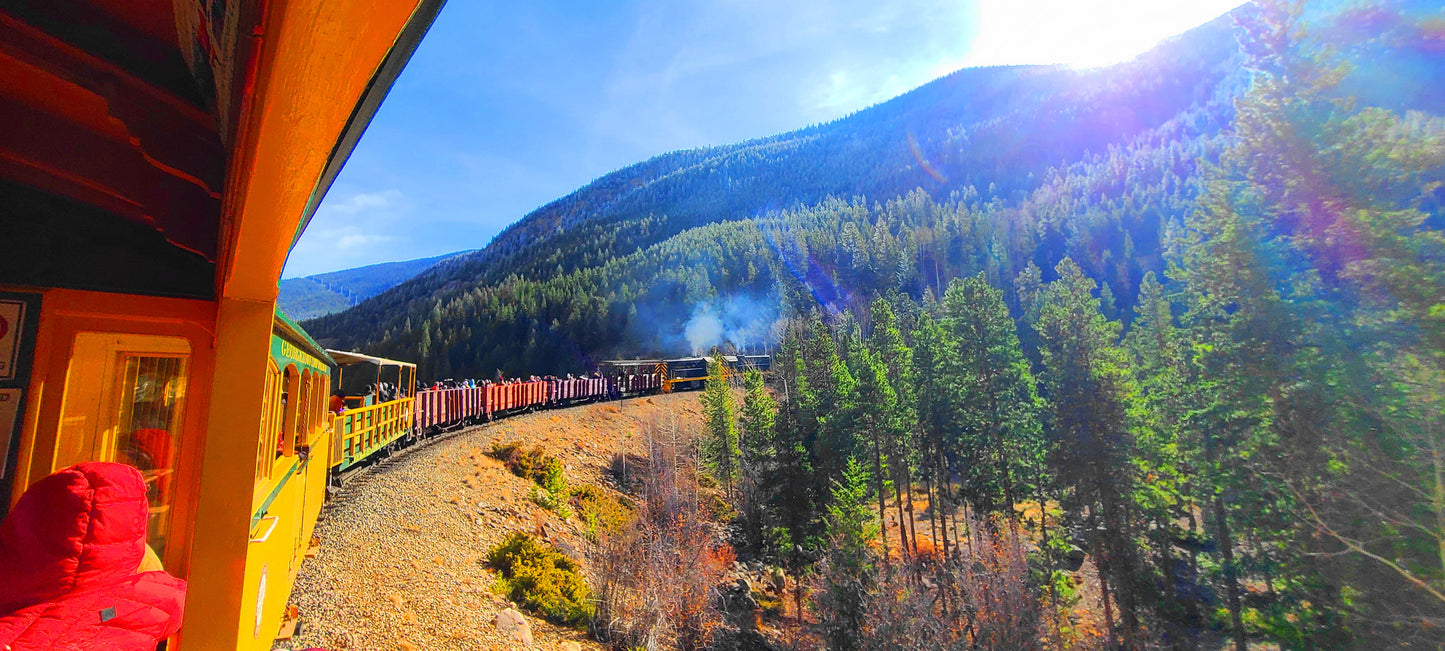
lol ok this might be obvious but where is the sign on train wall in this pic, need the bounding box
[0,292,40,506]
[173,0,243,144]
[0,297,25,381]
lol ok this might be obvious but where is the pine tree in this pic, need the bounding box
[737,368,778,552]
[938,274,1042,527]
[867,298,922,556]
[764,319,826,614]
[912,311,960,556]
[1034,258,1147,647]
[738,368,776,466]
[816,458,880,651]
[1170,3,1445,643]
[816,331,861,496]
[851,342,898,564]
[701,352,741,495]
[1122,272,1194,636]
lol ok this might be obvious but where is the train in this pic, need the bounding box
[321,351,770,474]
[0,0,775,646]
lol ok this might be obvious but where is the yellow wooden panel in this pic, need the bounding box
[1,285,217,578]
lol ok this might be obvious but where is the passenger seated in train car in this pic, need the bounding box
[330,391,347,414]
[278,390,290,451]
[0,463,188,650]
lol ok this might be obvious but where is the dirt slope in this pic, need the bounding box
[280,392,705,651]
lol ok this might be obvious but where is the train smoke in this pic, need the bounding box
[680,294,779,355]
[685,310,724,354]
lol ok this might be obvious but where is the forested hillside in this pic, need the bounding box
[278,253,462,320]
[698,2,1445,645]
[308,1,1442,383]
[299,1,1445,647]
[304,8,1249,373]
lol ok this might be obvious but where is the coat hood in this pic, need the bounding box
[0,462,150,616]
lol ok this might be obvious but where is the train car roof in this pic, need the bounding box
[0,0,445,302]
[275,309,334,366]
[326,349,417,369]
[601,355,771,365]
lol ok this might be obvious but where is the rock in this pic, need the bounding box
[721,578,760,616]
[768,566,786,593]
[560,643,583,651]
[1064,546,1087,571]
[496,608,533,645]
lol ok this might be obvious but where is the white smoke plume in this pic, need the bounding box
[684,310,724,354]
[681,295,779,355]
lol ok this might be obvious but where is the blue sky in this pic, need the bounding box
[284,0,1245,278]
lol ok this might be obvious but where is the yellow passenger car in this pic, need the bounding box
[0,0,443,648]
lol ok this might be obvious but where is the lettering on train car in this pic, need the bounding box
[277,340,326,372]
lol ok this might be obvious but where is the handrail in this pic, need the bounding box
[251,457,304,528]
[330,397,414,471]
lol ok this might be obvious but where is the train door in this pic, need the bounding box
[289,370,312,571]
[258,362,308,578]
[51,332,193,567]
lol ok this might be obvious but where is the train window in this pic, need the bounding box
[315,372,328,430]
[298,370,312,447]
[256,359,282,488]
[55,332,190,562]
[279,365,298,457]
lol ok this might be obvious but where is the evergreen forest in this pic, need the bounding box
[307,1,1442,385]
[310,2,1445,645]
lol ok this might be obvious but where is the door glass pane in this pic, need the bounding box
[56,333,190,564]
[113,354,188,558]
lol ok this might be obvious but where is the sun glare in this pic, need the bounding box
[963,0,1249,69]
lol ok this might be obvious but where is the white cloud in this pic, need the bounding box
[334,233,393,251]
[283,189,407,277]
[325,190,399,215]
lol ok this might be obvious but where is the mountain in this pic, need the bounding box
[279,253,464,320]
[305,1,1445,380]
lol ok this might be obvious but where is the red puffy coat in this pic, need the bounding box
[0,462,187,650]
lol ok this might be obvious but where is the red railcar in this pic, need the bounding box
[548,377,609,405]
[414,387,488,430]
[407,366,670,438]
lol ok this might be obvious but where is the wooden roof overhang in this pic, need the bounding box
[0,0,445,302]
[326,349,416,370]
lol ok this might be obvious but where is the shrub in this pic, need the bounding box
[590,420,728,651]
[530,485,572,519]
[491,441,561,484]
[488,532,592,627]
[861,515,1053,650]
[570,484,633,541]
[492,441,570,515]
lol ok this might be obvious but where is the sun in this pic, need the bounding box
[961,0,1248,69]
